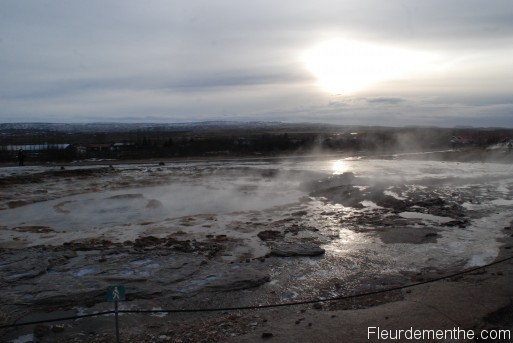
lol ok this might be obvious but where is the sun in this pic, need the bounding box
[302,39,434,94]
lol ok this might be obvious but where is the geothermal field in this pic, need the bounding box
[1,154,513,342]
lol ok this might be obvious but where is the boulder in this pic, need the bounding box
[257,230,283,241]
[270,242,325,257]
[206,268,270,291]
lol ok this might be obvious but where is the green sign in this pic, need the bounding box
[107,285,126,302]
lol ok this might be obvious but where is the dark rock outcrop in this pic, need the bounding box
[206,268,270,292]
[257,230,284,241]
[270,242,325,257]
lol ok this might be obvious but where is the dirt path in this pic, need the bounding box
[226,257,513,343]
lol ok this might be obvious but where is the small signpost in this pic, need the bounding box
[107,285,126,343]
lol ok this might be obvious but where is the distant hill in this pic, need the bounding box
[0,121,354,134]
[1,121,511,135]
[0,121,279,133]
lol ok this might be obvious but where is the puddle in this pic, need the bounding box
[398,211,454,223]
[0,175,306,231]
[130,258,153,266]
[491,199,513,206]
[8,334,34,343]
[150,308,168,318]
[70,268,98,277]
[466,252,497,267]
[384,190,406,200]
[360,200,382,209]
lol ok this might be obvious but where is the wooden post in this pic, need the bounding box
[107,285,125,343]
[115,300,120,343]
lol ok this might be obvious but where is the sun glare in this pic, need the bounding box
[332,160,348,175]
[303,39,435,94]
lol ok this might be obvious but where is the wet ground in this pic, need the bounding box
[1,154,513,342]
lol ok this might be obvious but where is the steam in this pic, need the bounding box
[2,157,512,241]
[0,167,310,231]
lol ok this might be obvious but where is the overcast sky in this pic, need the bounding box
[1,0,512,127]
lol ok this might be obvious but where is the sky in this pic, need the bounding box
[1,0,512,127]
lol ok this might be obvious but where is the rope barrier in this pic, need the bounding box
[1,254,512,329]
[0,311,114,329]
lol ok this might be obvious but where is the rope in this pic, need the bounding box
[0,311,114,329]
[1,254,512,329]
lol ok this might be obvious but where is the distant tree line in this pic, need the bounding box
[1,126,512,163]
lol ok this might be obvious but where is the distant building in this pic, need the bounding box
[0,144,72,152]
[233,137,252,146]
[112,142,136,151]
[85,144,111,152]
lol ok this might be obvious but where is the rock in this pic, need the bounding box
[257,230,283,241]
[52,324,65,333]
[270,242,325,257]
[379,227,441,244]
[206,267,270,291]
[312,303,322,310]
[63,238,113,250]
[13,226,54,233]
[146,199,163,209]
[62,250,78,259]
[7,200,29,209]
[133,235,164,248]
[415,197,445,207]
[34,324,51,338]
[261,332,273,339]
[374,195,408,211]
[3,256,49,282]
[313,184,364,208]
[442,220,468,228]
[305,172,355,192]
[107,193,144,200]
[214,235,227,242]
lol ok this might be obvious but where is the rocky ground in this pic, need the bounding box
[1,153,513,342]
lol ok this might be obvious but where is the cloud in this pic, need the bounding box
[0,0,512,126]
[366,97,405,105]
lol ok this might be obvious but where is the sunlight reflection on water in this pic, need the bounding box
[332,159,350,175]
